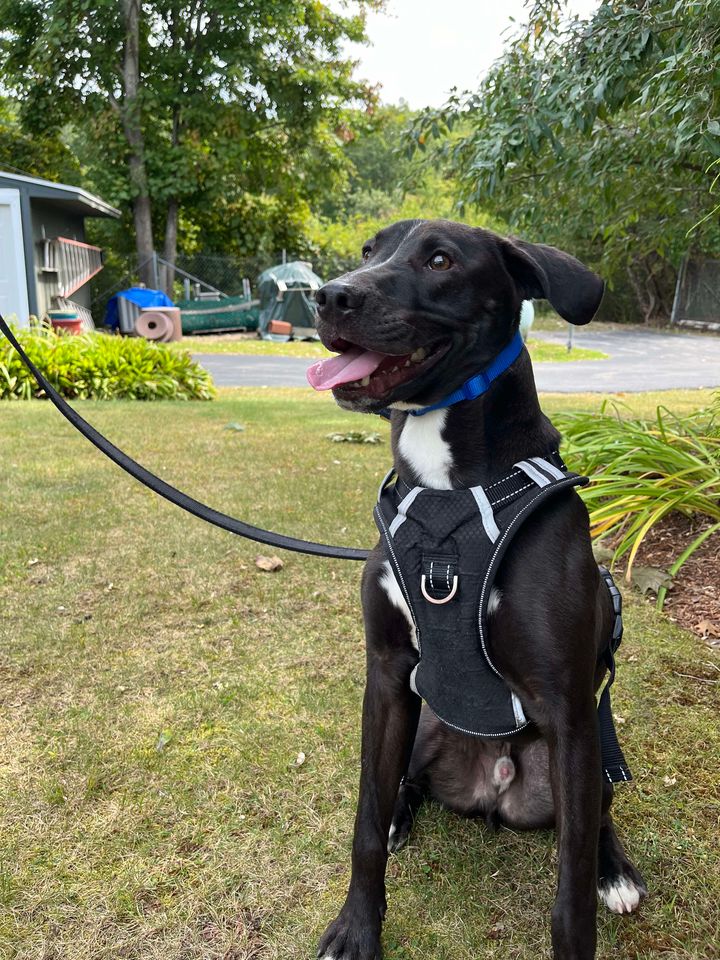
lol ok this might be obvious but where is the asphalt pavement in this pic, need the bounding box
[193,328,720,393]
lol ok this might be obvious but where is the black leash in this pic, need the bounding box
[0,314,370,561]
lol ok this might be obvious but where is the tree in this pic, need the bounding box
[316,102,423,220]
[0,0,380,288]
[411,0,720,321]
[0,97,81,183]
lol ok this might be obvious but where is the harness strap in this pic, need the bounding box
[0,315,370,561]
[597,566,633,783]
[393,451,567,506]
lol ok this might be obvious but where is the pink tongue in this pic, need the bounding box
[306,346,387,391]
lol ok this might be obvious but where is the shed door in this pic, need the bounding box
[0,189,30,327]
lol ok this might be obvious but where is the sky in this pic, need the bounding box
[340,0,599,110]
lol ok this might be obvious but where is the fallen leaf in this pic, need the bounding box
[27,557,40,567]
[663,775,677,786]
[487,921,506,940]
[224,422,245,432]
[156,730,173,752]
[255,555,283,572]
[290,751,306,768]
[695,619,720,638]
[630,565,672,596]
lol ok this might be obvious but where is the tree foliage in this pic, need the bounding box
[306,104,499,278]
[0,96,81,183]
[412,0,720,321]
[0,0,380,287]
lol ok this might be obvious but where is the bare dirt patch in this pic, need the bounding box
[620,514,720,647]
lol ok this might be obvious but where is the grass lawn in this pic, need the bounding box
[175,336,607,363]
[1,387,717,959]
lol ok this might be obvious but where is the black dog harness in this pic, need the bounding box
[374,454,632,784]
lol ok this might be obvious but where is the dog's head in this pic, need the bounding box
[308,219,604,414]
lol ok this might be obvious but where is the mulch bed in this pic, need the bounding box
[613,513,720,648]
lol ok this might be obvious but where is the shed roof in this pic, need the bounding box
[0,170,120,219]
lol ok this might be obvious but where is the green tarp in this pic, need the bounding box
[257,261,323,340]
[178,296,260,334]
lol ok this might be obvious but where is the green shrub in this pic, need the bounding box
[558,396,720,609]
[0,325,215,401]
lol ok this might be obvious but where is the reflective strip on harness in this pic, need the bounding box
[511,691,528,726]
[470,485,500,542]
[531,456,566,481]
[515,459,552,488]
[389,486,423,536]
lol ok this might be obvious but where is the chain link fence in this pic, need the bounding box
[671,257,720,332]
[173,253,271,298]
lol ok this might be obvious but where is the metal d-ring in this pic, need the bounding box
[420,574,459,604]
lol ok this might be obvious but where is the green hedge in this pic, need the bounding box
[0,326,215,401]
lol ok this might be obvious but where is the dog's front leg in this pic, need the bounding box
[546,701,603,960]
[318,563,420,960]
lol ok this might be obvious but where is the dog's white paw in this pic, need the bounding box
[598,876,646,914]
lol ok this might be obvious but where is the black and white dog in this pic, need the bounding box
[307,219,646,960]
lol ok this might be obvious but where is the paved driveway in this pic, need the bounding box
[193,328,720,393]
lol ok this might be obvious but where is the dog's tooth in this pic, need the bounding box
[404,359,411,367]
[410,348,427,363]
[360,375,370,386]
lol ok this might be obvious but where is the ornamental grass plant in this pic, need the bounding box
[0,324,214,401]
[558,394,720,609]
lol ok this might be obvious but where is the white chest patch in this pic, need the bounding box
[397,409,453,489]
[487,588,502,616]
[379,561,418,650]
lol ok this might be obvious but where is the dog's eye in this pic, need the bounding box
[428,252,452,271]
[362,248,371,262]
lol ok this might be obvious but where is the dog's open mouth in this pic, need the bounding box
[306,340,448,399]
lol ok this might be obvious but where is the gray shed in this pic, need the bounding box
[0,170,120,329]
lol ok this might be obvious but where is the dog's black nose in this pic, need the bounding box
[316,281,364,313]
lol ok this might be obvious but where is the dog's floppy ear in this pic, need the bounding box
[499,238,604,325]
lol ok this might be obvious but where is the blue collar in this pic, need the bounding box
[408,331,525,417]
